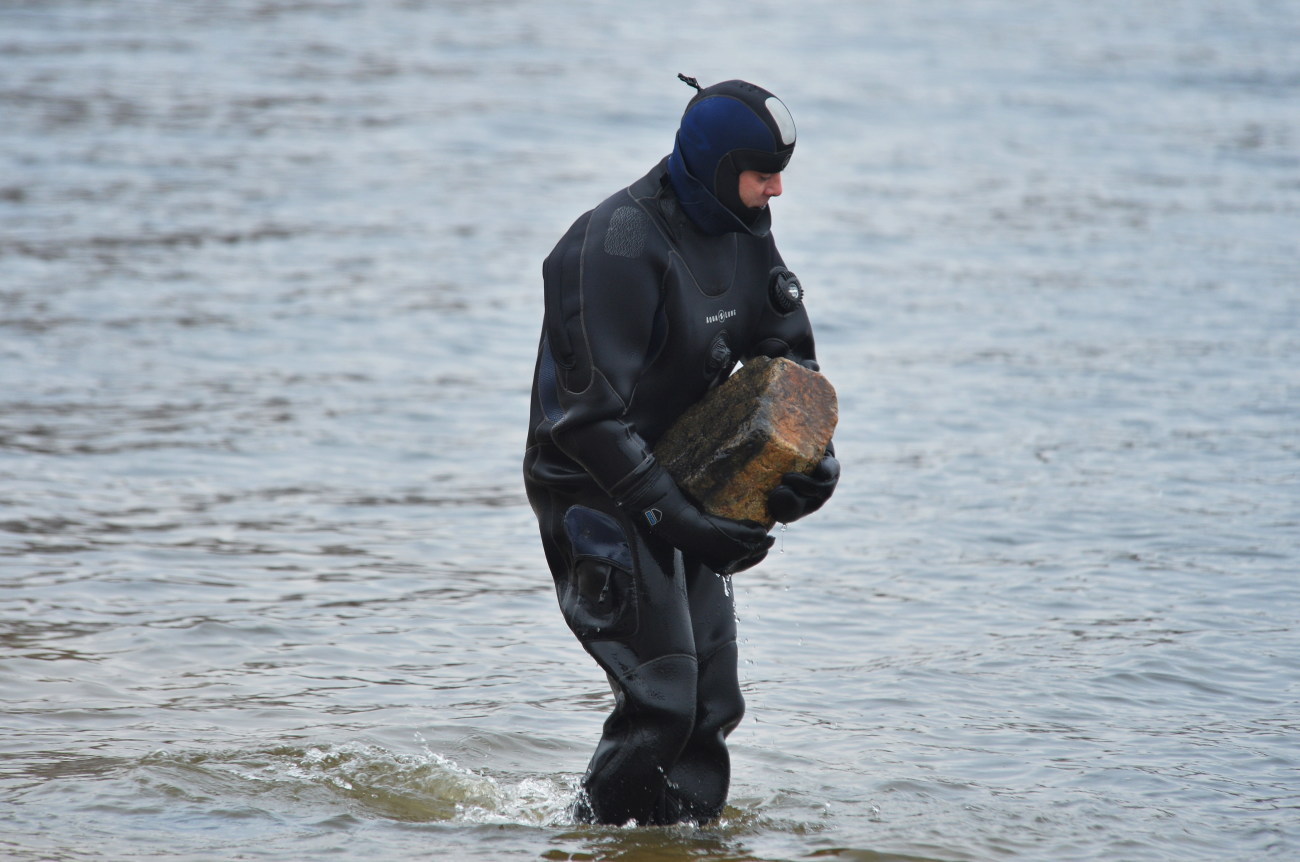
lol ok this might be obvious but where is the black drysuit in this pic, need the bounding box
[523,156,818,825]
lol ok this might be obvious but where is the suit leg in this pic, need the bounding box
[528,483,701,825]
[664,564,745,822]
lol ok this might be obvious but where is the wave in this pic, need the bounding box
[140,740,580,827]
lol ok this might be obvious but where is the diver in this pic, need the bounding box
[523,75,840,826]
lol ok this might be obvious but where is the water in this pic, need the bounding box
[2,1,1297,859]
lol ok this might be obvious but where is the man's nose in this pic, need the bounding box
[768,174,783,197]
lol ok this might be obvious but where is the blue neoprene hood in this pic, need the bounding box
[666,79,796,237]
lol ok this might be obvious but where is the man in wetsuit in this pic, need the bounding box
[523,76,840,826]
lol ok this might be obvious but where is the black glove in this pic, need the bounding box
[614,462,774,574]
[768,448,840,524]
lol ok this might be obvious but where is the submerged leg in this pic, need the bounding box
[577,651,698,825]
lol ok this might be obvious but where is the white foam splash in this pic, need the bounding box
[286,741,576,826]
[178,741,578,826]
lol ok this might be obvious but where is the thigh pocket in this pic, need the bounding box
[559,506,638,640]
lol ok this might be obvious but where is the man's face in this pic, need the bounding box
[738,170,783,209]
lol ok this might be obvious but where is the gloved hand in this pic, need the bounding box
[768,447,840,524]
[614,463,773,574]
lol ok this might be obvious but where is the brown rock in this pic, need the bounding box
[655,356,838,529]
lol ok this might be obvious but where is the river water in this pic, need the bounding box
[2,1,1297,860]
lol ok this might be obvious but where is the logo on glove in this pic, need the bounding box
[643,508,663,527]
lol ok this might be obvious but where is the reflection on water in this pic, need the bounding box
[2,0,1298,860]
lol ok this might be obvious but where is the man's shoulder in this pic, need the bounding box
[591,159,670,220]
[576,162,673,258]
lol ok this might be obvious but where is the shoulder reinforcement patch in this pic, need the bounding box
[603,205,648,258]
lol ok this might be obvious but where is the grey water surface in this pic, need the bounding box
[2,1,1298,860]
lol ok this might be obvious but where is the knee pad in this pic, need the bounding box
[619,653,699,745]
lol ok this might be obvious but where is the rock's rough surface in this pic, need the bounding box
[655,356,838,529]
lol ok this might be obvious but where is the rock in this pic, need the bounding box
[655,356,838,529]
